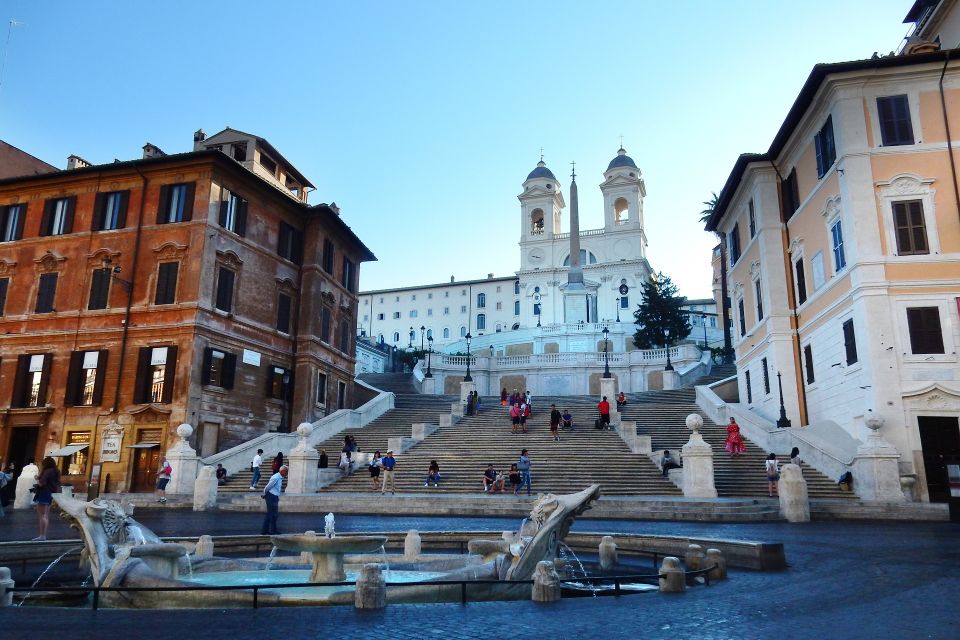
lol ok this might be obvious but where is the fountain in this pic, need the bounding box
[270,533,388,582]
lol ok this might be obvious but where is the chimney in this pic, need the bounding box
[142,143,166,159]
[194,128,206,143]
[487,273,494,279]
[66,155,91,170]
[450,276,455,283]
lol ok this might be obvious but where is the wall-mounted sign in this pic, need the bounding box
[99,421,124,463]
[242,349,261,366]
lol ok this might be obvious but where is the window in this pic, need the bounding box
[781,169,800,220]
[620,296,629,309]
[426,328,433,339]
[892,200,928,255]
[842,319,858,365]
[411,295,416,301]
[339,320,351,352]
[36,273,58,313]
[393,332,400,342]
[260,154,277,175]
[428,293,433,299]
[477,313,486,330]
[803,344,815,384]
[496,286,501,293]
[877,95,914,146]
[462,289,466,296]
[514,281,520,294]
[562,249,599,266]
[738,298,746,337]
[746,200,756,239]
[155,262,179,305]
[376,313,384,321]
[477,293,486,308]
[745,370,752,404]
[445,291,450,298]
[795,258,807,305]
[496,302,502,310]
[409,310,417,318]
[276,293,291,333]
[729,224,741,265]
[41,196,75,236]
[830,220,846,271]
[62,431,91,476]
[392,311,400,319]
[321,307,331,343]
[278,222,303,264]
[755,279,763,321]
[0,278,7,315]
[761,357,770,394]
[460,326,466,337]
[1,204,25,241]
[266,366,291,400]
[219,190,247,236]
[215,267,235,313]
[135,346,177,403]
[514,300,520,316]
[533,303,541,316]
[814,115,836,178]
[341,257,355,291]
[460,305,467,313]
[322,238,335,274]
[443,328,450,339]
[157,183,194,224]
[12,353,52,408]
[88,268,111,310]
[202,347,236,388]
[93,191,128,231]
[811,252,826,290]
[316,372,327,405]
[427,308,433,316]
[444,307,450,315]
[907,307,945,354]
[337,380,347,410]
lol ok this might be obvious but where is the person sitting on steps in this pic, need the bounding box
[482,464,504,493]
[660,450,681,477]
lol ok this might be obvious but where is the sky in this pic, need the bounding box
[1,1,914,298]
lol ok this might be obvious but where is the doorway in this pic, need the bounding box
[7,426,39,479]
[918,416,960,502]
[131,447,161,493]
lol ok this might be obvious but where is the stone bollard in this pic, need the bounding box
[193,466,218,511]
[705,549,727,581]
[531,561,561,603]
[194,535,214,559]
[354,563,386,609]
[404,530,421,561]
[681,414,718,498]
[599,536,618,571]
[166,424,201,496]
[658,556,686,593]
[684,544,704,571]
[0,567,14,607]
[778,463,811,522]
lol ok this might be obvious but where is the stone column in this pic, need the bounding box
[680,414,717,498]
[599,536,618,570]
[286,423,320,494]
[192,466,218,511]
[658,556,686,593]
[531,560,561,602]
[404,530,421,561]
[851,416,905,502]
[600,377,619,423]
[421,376,436,395]
[354,563,386,609]
[662,369,679,391]
[0,567,14,607]
[778,463,810,522]
[165,424,200,495]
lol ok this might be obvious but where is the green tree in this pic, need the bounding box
[699,192,719,224]
[632,272,692,349]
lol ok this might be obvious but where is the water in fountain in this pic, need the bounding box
[183,552,193,579]
[18,546,82,607]
[378,544,392,580]
[558,542,598,596]
[265,545,279,570]
[126,524,147,545]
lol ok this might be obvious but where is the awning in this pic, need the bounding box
[126,442,160,449]
[48,444,89,457]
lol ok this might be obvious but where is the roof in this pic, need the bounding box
[361,275,517,296]
[606,147,637,171]
[0,140,57,179]
[203,127,315,188]
[904,0,939,23]
[526,161,556,181]
[705,49,956,231]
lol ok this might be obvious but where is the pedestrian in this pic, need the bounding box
[790,447,802,466]
[216,464,228,485]
[517,449,532,496]
[155,456,172,504]
[765,453,780,498]
[425,460,441,487]
[380,450,397,494]
[467,391,475,416]
[482,464,504,493]
[549,404,562,442]
[724,418,746,456]
[250,448,264,490]
[272,451,284,473]
[33,456,61,540]
[475,393,482,414]
[510,402,521,434]
[661,450,681,477]
[597,396,611,429]
[525,391,532,414]
[318,449,329,469]
[501,388,508,406]
[0,463,9,518]
[369,450,382,490]
[520,401,530,433]
[616,391,627,409]
[261,464,288,535]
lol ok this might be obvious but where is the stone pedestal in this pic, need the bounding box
[165,424,200,496]
[851,416,905,502]
[405,530,421,560]
[14,467,38,509]
[0,567,14,607]
[680,414,717,498]
[600,377,618,422]
[684,544,704,571]
[439,414,459,428]
[287,423,320,494]
[192,466,218,511]
[599,536,618,570]
[354,563,386,609]
[662,369,679,391]
[658,556,686,593]
[194,535,214,558]
[617,422,652,454]
[778,463,810,522]
[459,381,476,405]
[451,401,464,419]
[531,561,561,602]
[421,376,436,395]
[705,549,727,580]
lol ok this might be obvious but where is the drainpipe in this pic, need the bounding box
[770,161,809,426]
[938,52,960,225]
[717,233,733,359]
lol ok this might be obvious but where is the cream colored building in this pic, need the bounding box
[706,48,960,503]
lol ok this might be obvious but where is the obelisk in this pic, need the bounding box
[563,163,589,323]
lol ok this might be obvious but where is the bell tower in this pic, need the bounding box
[518,159,564,243]
[600,146,646,236]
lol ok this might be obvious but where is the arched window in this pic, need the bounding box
[514,300,520,315]
[460,326,467,337]
[514,280,520,295]
[563,250,598,266]
[477,314,486,330]
[614,197,629,224]
[378,333,384,344]
[477,293,486,308]
[393,332,400,342]
[530,208,545,235]
[495,323,502,332]
[426,328,433,339]
[443,327,450,339]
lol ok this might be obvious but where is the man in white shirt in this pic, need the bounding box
[261,464,287,535]
[250,449,264,490]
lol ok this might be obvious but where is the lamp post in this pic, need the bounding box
[420,325,425,353]
[701,313,708,349]
[602,325,611,378]
[279,371,291,433]
[425,335,433,378]
[408,327,414,349]
[464,332,473,382]
[776,371,792,429]
[616,297,621,323]
[664,328,674,371]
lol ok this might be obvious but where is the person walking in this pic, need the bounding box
[380,450,397,494]
[549,404,562,442]
[517,449,532,496]
[466,391,475,417]
[597,396,611,429]
[522,402,531,433]
[272,451,284,473]
[501,388,508,406]
[510,402,521,434]
[250,448,264,490]
[33,456,61,540]
[261,464,288,535]
[790,447,802,466]
[765,453,780,498]
[724,418,746,456]
[155,456,172,503]
[369,451,382,490]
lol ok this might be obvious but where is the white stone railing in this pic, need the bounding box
[555,227,606,240]
[675,349,712,387]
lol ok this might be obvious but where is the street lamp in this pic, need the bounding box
[425,335,433,378]
[602,325,611,378]
[616,297,621,323]
[464,332,473,382]
[664,328,674,371]
[701,313,708,349]
[776,371,792,429]
[279,371,291,433]
[408,327,414,349]
[420,325,425,353]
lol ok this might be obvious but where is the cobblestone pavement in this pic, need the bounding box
[2,509,959,639]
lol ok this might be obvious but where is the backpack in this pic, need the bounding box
[163,462,173,476]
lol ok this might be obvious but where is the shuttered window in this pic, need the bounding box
[320,307,331,343]
[781,169,800,220]
[36,273,58,313]
[278,222,303,264]
[88,268,111,310]
[12,353,52,408]
[219,189,248,236]
[795,258,807,305]
[877,95,914,146]
[748,200,756,238]
[761,357,770,394]
[906,307,944,354]
[134,346,177,404]
[65,350,108,406]
[155,262,179,305]
[201,347,236,389]
[738,298,746,337]
[215,267,235,313]
[0,277,8,316]
[92,191,129,231]
[0,204,25,241]
[322,238,335,273]
[892,200,928,255]
[803,344,815,384]
[341,257,355,291]
[276,293,291,333]
[755,279,764,322]
[267,366,292,399]
[842,319,858,365]
[745,370,752,404]
[40,197,75,236]
[814,115,836,178]
[729,224,741,265]
[157,183,195,224]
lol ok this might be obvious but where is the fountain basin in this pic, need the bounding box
[127,543,188,580]
[270,534,388,582]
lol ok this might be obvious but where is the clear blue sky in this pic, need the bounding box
[2,1,912,298]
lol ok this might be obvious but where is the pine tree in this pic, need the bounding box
[632,272,692,349]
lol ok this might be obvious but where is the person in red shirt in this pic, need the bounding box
[597,396,611,429]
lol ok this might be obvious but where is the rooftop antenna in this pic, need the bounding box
[0,20,25,94]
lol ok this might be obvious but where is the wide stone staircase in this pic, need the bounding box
[357,372,421,394]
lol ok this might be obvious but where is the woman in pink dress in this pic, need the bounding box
[724,418,746,456]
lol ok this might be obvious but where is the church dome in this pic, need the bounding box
[606,146,637,171]
[526,160,556,181]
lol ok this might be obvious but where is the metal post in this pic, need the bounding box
[616,297,621,322]
[602,326,611,378]
[702,313,708,349]
[464,332,473,382]
[420,325,425,353]
[425,336,433,378]
[664,329,674,371]
[776,371,792,428]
